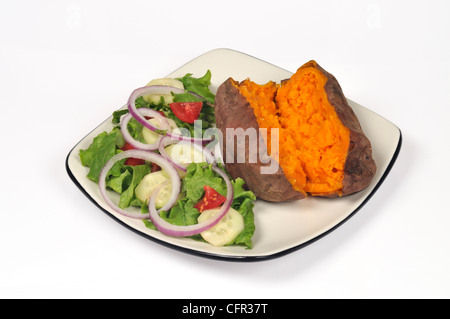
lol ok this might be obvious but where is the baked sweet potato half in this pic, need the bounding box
[215,60,376,202]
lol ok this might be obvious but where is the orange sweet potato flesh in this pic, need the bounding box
[215,60,376,201]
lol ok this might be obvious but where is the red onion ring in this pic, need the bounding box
[127,85,212,143]
[98,150,180,219]
[198,143,216,165]
[148,165,233,237]
[120,108,170,151]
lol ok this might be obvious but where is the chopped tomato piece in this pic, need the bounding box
[169,101,203,123]
[151,162,161,172]
[124,157,146,166]
[194,185,227,213]
[144,111,165,120]
[120,143,145,166]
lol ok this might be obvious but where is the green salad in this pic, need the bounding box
[79,71,256,249]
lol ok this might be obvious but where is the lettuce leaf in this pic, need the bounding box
[117,164,150,209]
[176,70,216,104]
[79,128,122,183]
[230,178,256,248]
[182,163,228,203]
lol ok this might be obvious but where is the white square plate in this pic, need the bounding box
[66,48,402,261]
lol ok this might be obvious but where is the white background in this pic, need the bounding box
[1,0,449,299]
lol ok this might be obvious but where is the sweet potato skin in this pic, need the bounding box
[215,62,376,201]
[214,78,305,202]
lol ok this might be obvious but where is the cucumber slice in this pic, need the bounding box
[198,207,245,247]
[135,170,172,209]
[165,142,206,178]
[142,118,178,145]
[143,78,184,104]
[165,142,206,166]
[154,183,172,209]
